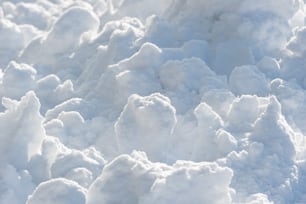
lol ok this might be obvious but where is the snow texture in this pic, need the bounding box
[0,0,306,203]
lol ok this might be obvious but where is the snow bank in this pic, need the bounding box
[0,0,306,203]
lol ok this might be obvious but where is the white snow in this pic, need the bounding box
[1,0,306,203]
[27,178,87,204]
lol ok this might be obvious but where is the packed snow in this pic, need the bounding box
[1,0,306,203]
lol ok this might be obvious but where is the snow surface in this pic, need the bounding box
[1,0,306,203]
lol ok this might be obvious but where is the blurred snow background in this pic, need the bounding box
[1,0,306,203]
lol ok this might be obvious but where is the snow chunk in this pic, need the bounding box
[282,27,306,84]
[270,78,306,135]
[251,96,296,163]
[191,102,237,161]
[1,61,36,99]
[14,2,51,29]
[287,27,306,57]
[228,96,297,203]
[85,42,162,119]
[115,93,176,162]
[20,6,99,71]
[229,65,270,96]
[99,0,171,27]
[26,178,87,204]
[0,91,44,169]
[51,148,105,181]
[45,111,87,149]
[142,160,233,204]
[45,98,85,121]
[159,57,227,113]
[256,56,280,79]
[36,74,75,113]
[27,136,68,184]
[87,151,162,204]
[194,102,224,130]
[227,95,261,132]
[65,167,94,188]
[48,6,99,47]
[0,18,25,66]
[244,193,273,204]
[160,58,214,92]
[201,89,235,118]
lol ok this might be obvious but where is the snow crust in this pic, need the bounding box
[1,0,306,203]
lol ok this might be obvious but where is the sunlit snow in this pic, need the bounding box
[1,0,306,203]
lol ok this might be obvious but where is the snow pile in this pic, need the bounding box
[1,0,306,203]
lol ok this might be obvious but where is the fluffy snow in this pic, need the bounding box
[1,0,306,203]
